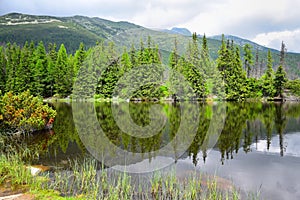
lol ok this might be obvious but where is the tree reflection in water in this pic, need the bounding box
[20,102,300,167]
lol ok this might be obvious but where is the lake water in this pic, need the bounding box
[24,101,300,200]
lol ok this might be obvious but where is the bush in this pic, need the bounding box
[0,91,56,133]
[285,79,300,97]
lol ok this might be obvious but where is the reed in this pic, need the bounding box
[0,140,259,200]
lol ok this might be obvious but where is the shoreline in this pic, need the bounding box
[43,96,300,103]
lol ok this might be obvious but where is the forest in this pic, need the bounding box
[0,33,299,101]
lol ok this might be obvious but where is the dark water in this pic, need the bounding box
[25,101,300,200]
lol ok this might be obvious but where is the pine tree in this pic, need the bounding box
[187,32,201,69]
[254,48,259,79]
[243,44,254,78]
[216,37,248,100]
[54,44,70,97]
[129,43,137,68]
[152,44,161,64]
[32,59,45,96]
[200,33,217,96]
[15,42,31,93]
[74,44,104,99]
[202,33,208,55]
[137,39,146,65]
[217,35,228,75]
[169,38,179,69]
[46,43,57,97]
[96,42,121,98]
[5,43,21,93]
[144,36,153,64]
[183,33,205,98]
[227,47,246,100]
[73,42,86,78]
[274,41,288,97]
[274,65,287,97]
[25,41,48,96]
[120,47,132,75]
[261,49,275,97]
[0,46,7,92]
[280,41,286,68]
[97,58,120,98]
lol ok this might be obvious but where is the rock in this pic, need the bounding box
[26,165,50,176]
[0,194,34,200]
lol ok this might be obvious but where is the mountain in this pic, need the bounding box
[0,13,300,78]
[159,27,192,36]
[0,13,144,53]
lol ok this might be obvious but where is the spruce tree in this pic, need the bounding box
[32,59,45,96]
[243,44,253,78]
[137,39,146,65]
[187,32,201,69]
[96,42,120,98]
[200,33,216,96]
[0,46,7,93]
[5,43,20,93]
[46,43,57,97]
[226,47,246,100]
[217,35,228,76]
[274,65,287,97]
[73,42,86,78]
[254,48,259,79]
[280,41,286,67]
[16,42,31,93]
[202,33,208,55]
[261,49,275,97]
[54,44,70,97]
[33,41,48,96]
[129,43,137,68]
[169,38,179,69]
[120,47,132,75]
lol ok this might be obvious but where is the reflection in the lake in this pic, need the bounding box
[26,101,300,168]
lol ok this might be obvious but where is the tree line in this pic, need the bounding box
[0,35,298,100]
[0,41,87,98]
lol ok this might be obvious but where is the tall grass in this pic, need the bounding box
[0,134,257,199]
[0,134,40,188]
[0,153,247,200]
[44,156,244,200]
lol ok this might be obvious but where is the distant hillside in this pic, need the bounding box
[0,13,145,53]
[0,13,299,78]
[159,27,192,36]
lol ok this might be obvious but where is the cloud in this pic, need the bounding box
[176,0,300,35]
[0,0,300,51]
[0,0,142,18]
[253,29,300,52]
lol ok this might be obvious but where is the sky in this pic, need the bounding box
[1,0,300,52]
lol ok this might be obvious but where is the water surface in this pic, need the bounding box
[23,101,300,199]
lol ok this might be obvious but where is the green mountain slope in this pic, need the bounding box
[0,13,299,78]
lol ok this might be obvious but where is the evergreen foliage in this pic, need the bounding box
[274,65,287,97]
[0,37,293,101]
[261,50,276,97]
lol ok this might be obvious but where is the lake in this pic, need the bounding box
[24,101,300,200]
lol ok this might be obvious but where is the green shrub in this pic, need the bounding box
[286,79,300,96]
[0,90,56,133]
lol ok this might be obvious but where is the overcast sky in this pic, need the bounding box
[1,0,300,52]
